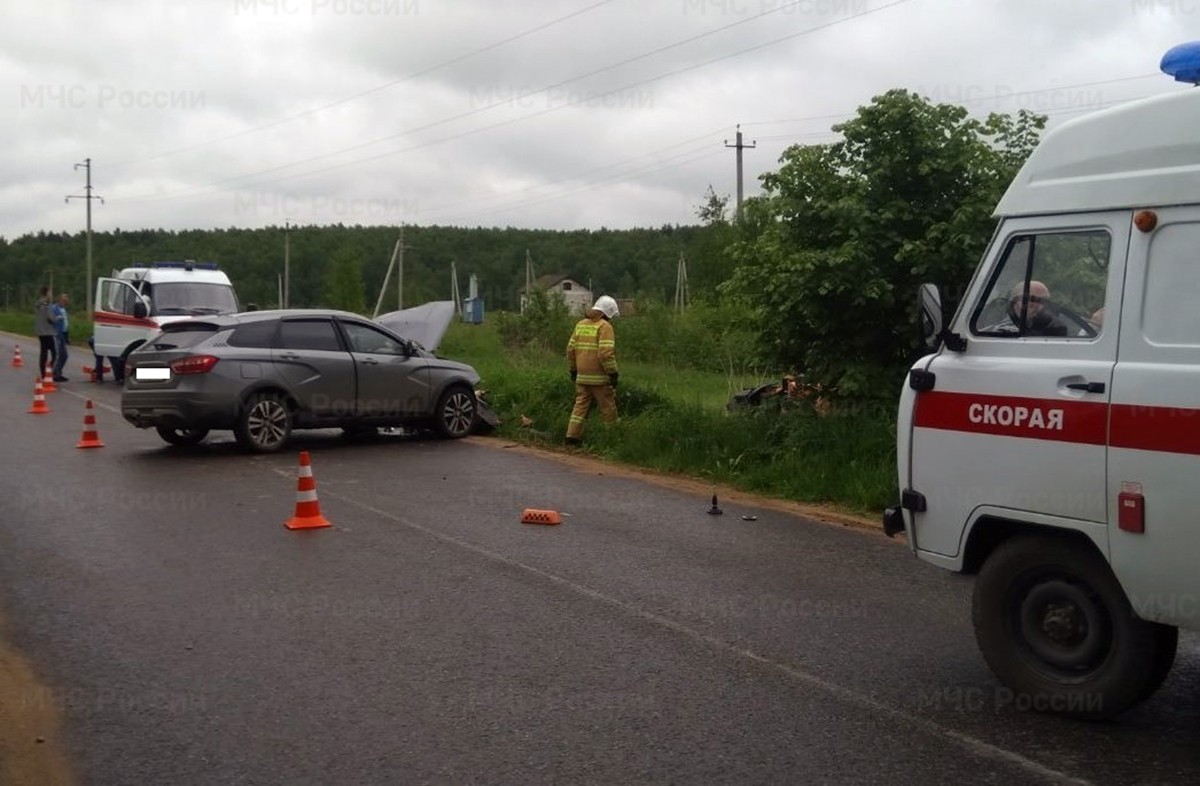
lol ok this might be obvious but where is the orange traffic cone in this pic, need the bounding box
[41,365,57,393]
[521,508,562,525]
[27,381,50,415]
[12,346,23,368]
[76,399,105,448]
[285,451,331,530]
[82,365,106,382]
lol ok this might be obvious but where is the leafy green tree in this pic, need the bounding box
[721,89,1045,398]
[325,247,366,314]
[695,185,730,226]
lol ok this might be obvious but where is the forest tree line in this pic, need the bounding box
[0,222,736,314]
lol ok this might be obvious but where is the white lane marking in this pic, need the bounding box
[277,467,1092,786]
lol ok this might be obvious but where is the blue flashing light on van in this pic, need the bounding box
[1160,41,1200,84]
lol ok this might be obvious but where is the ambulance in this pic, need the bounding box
[885,43,1200,718]
[92,261,240,377]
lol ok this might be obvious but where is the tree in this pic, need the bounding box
[326,247,366,314]
[694,185,730,226]
[721,89,1045,398]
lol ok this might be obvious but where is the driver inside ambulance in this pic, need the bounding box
[987,280,1068,337]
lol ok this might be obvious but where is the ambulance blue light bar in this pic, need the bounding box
[1161,41,1200,84]
[130,261,220,270]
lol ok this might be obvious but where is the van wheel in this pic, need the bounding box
[156,426,209,446]
[972,536,1175,719]
[433,385,476,439]
[235,392,292,453]
[1139,624,1179,702]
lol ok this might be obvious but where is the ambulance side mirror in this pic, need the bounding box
[132,298,149,319]
[918,284,943,349]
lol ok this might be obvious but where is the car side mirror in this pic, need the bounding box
[132,299,149,319]
[246,302,259,312]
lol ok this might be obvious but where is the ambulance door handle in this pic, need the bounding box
[1066,381,1105,394]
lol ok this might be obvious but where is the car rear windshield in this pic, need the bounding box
[149,322,221,350]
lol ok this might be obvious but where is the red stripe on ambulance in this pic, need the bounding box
[92,310,159,329]
[914,391,1107,445]
[916,392,1200,455]
[1111,404,1200,456]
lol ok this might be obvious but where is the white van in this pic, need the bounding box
[93,261,240,376]
[887,49,1200,718]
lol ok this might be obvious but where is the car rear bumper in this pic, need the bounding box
[121,390,236,430]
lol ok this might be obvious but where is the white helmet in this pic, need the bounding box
[592,295,619,319]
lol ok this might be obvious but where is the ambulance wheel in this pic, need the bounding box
[972,535,1175,719]
[1138,624,1179,702]
[156,426,209,446]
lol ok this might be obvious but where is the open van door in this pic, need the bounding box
[94,277,153,357]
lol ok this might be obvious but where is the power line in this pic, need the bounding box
[419,88,1169,226]
[413,125,730,218]
[739,72,1163,130]
[425,147,727,226]
[115,0,917,203]
[419,74,1167,223]
[110,0,620,169]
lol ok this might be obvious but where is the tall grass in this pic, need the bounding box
[0,310,94,346]
[443,316,897,514]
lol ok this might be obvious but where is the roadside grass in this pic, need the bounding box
[442,320,897,515]
[0,310,94,348]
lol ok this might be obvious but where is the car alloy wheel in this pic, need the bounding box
[235,392,292,453]
[435,386,476,439]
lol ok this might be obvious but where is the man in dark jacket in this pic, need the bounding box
[33,286,56,378]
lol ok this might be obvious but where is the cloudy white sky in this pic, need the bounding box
[0,0,1193,237]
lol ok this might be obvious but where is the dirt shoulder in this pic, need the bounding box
[469,437,885,534]
[0,612,74,786]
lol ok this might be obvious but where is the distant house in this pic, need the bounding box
[521,274,593,315]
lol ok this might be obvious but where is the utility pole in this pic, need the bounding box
[397,225,407,310]
[283,219,291,308]
[66,158,104,315]
[523,249,534,314]
[674,253,689,314]
[450,260,462,317]
[724,125,756,222]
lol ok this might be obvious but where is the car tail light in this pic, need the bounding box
[170,355,220,374]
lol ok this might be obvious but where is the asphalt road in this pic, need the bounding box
[1,334,1199,785]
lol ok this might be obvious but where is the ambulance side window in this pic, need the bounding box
[1142,222,1200,345]
[970,229,1110,339]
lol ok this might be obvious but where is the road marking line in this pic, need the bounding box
[283,469,1092,786]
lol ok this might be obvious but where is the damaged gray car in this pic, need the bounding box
[121,303,497,452]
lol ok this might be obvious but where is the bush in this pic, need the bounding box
[494,290,576,354]
[616,299,760,375]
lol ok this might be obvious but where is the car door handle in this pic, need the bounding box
[1066,381,1105,394]
[361,357,379,365]
[279,351,300,360]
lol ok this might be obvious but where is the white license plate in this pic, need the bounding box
[135,367,171,381]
